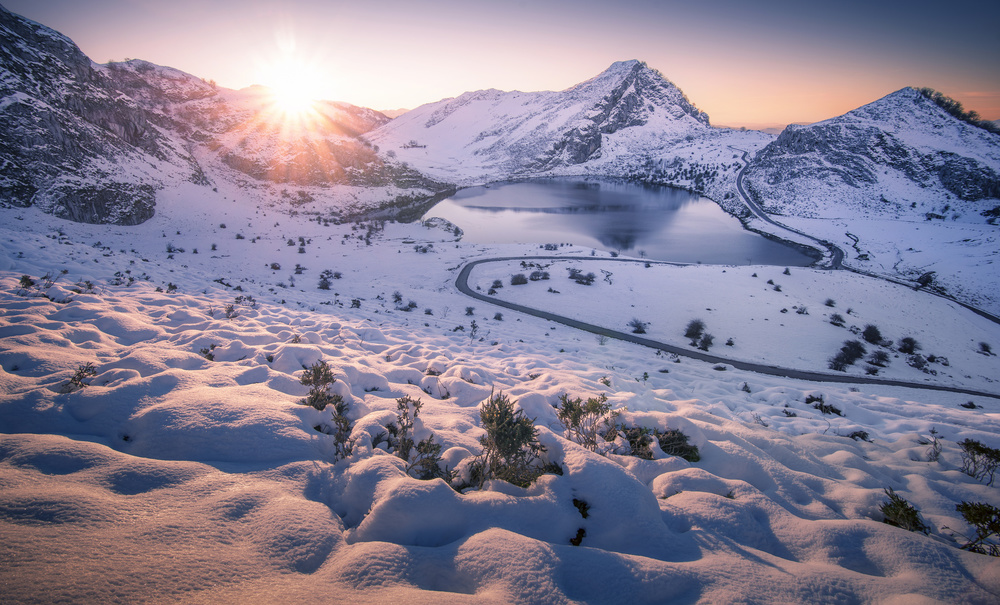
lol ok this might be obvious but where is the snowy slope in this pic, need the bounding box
[745,87,1000,220]
[365,60,713,183]
[2,186,1000,602]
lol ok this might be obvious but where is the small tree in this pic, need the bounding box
[300,361,352,460]
[510,273,528,285]
[830,313,846,327]
[959,439,1000,486]
[471,392,547,488]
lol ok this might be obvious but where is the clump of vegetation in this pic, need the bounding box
[628,318,648,334]
[470,392,548,488]
[824,298,836,307]
[979,342,994,356]
[556,393,619,452]
[510,273,528,285]
[619,426,701,462]
[300,360,352,459]
[953,501,1000,557]
[684,319,705,345]
[829,340,866,371]
[199,344,217,361]
[829,313,846,327]
[529,270,550,281]
[861,324,883,345]
[807,393,842,416]
[959,439,1000,486]
[898,337,920,354]
[567,268,596,285]
[917,88,1000,135]
[879,488,929,534]
[697,333,714,351]
[60,362,98,394]
[385,396,450,481]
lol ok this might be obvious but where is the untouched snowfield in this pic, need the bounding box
[2,181,1000,603]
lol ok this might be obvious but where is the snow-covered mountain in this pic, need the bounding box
[744,87,1000,219]
[0,5,450,225]
[366,60,716,182]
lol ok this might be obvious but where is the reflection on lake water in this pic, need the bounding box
[422,179,815,266]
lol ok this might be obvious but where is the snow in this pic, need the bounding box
[2,178,999,602]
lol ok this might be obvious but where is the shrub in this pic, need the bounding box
[491,279,504,289]
[465,306,475,316]
[684,319,705,344]
[879,488,929,534]
[300,361,352,459]
[619,426,700,462]
[510,273,528,285]
[869,350,890,367]
[862,324,882,344]
[386,396,449,481]
[830,313,846,327]
[825,298,836,307]
[628,318,648,334]
[318,269,333,290]
[470,392,547,488]
[829,340,866,371]
[567,268,596,285]
[60,362,98,394]
[269,262,281,270]
[898,337,920,354]
[493,312,503,321]
[954,501,1000,556]
[959,439,1000,486]
[529,270,550,281]
[980,342,994,356]
[698,333,714,351]
[556,393,618,452]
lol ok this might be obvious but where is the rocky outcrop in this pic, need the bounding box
[744,87,1000,218]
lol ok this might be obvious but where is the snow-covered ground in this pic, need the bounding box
[2,181,999,602]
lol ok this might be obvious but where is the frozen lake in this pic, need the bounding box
[422,179,816,265]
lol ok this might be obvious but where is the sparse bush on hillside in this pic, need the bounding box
[830,313,846,327]
[619,426,700,462]
[979,342,994,356]
[529,270,550,281]
[556,393,618,452]
[959,439,1000,486]
[869,350,890,367]
[470,392,548,489]
[510,273,528,285]
[60,362,98,394]
[917,87,1000,135]
[385,396,450,481]
[684,319,705,345]
[899,336,920,354]
[862,324,883,345]
[829,340,866,371]
[300,360,353,459]
[880,488,930,534]
[628,318,648,334]
[953,501,1000,557]
[698,333,714,351]
[825,298,836,307]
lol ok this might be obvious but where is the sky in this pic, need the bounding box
[4,0,999,127]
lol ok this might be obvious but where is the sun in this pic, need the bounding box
[259,58,326,118]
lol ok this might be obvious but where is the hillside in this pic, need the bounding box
[0,5,452,225]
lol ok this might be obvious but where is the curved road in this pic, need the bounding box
[455,256,1000,400]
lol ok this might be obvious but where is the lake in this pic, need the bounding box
[421,179,816,266]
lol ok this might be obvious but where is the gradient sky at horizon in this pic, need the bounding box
[4,0,999,126]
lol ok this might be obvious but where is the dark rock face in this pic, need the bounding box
[0,6,183,224]
[539,61,709,169]
[745,87,1000,215]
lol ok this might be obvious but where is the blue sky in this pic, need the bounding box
[4,0,998,126]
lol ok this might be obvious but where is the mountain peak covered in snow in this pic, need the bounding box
[365,60,711,182]
[745,86,1000,218]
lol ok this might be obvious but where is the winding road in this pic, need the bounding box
[451,155,1000,400]
[455,257,1000,400]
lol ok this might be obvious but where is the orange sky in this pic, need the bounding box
[5,0,999,127]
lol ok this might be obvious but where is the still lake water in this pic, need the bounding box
[422,179,815,266]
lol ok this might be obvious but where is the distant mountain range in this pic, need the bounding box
[1,4,997,226]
